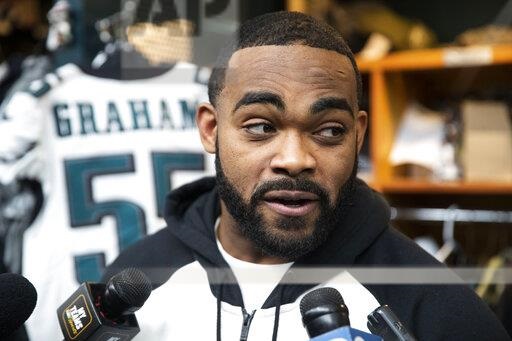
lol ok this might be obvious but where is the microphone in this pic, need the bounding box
[57,268,152,341]
[0,273,38,339]
[367,305,417,341]
[300,287,382,341]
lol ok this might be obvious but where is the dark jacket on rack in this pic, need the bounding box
[103,177,510,340]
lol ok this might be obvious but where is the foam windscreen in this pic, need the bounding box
[0,273,37,338]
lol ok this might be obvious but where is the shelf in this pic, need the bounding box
[358,44,512,196]
[286,0,308,12]
[378,179,512,195]
[356,44,512,72]
[356,58,379,73]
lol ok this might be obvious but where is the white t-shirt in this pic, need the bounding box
[132,219,380,340]
[215,219,293,311]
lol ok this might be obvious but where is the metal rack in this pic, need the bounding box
[391,207,512,224]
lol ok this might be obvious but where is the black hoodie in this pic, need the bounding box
[104,177,510,340]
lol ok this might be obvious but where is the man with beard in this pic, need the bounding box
[102,11,509,341]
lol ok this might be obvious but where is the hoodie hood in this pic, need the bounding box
[162,176,390,307]
[163,176,222,264]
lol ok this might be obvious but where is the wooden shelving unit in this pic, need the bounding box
[358,45,512,72]
[285,1,512,196]
[358,45,512,195]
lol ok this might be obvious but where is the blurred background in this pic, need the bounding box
[0,0,511,339]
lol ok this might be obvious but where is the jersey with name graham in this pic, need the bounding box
[0,62,214,341]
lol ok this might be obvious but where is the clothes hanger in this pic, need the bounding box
[435,204,459,263]
[90,1,139,74]
[476,248,512,305]
[89,0,177,80]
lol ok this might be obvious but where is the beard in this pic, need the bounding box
[215,147,357,260]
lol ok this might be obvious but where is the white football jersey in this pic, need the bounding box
[0,62,214,340]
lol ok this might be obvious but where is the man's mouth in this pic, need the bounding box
[262,190,319,217]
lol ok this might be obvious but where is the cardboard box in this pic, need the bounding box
[461,100,512,182]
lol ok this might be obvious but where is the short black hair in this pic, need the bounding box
[208,11,362,108]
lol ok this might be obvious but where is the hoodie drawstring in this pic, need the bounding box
[217,284,223,341]
[271,285,284,341]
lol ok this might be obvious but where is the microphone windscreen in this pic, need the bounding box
[300,287,345,316]
[0,273,37,338]
[109,268,152,308]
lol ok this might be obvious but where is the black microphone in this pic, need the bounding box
[300,287,381,340]
[367,305,417,341]
[57,268,152,341]
[0,273,38,339]
[300,287,350,337]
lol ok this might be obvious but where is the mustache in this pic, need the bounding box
[251,178,330,203]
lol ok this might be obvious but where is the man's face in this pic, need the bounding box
[201,45,367,260]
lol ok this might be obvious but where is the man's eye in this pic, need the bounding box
[317,126,346,138]
[245,123,276,135]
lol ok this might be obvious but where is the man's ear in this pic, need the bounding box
[196,102,218,154]
[355,110,368,153]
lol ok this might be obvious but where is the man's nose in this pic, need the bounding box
[269,132,316,177]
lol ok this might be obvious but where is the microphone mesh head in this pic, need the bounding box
[0,273,37,338]
[300,287,345,316]
[109,268,152,308]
